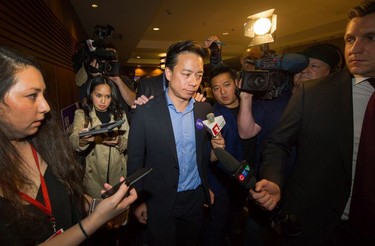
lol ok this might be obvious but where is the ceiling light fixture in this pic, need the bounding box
[244,9,277,47]
[153,27,160,31]
[160,56,166,70]
[91,4,98,8]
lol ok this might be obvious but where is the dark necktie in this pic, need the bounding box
[349,78,375,236]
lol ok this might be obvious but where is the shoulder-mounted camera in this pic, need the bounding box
[240,49,309,99]
[72,24,122,80]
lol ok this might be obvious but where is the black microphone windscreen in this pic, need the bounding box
[213,148,241,173]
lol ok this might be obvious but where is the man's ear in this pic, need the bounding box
[165,67,172,81]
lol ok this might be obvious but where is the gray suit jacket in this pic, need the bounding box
[261,69,353,243]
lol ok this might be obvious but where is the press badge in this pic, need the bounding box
[46,228,64,241]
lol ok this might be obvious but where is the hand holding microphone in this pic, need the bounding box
[213,147,256,189]
[203,113,226,161]
[213,148,301,238]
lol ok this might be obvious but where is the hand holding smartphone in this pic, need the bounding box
[101,167,153,199]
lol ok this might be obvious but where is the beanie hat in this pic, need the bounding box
[300,44,342,70]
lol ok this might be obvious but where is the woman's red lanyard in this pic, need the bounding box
[19,145,57,233]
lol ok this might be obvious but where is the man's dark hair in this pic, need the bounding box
[165,40,209,70]
[348,0,375,19]
[209,64,237,83]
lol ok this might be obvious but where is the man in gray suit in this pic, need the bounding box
[127,40,225,246]
[247,1,375,244]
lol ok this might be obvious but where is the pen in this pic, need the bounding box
[206,40,225,45]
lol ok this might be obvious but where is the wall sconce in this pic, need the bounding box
[244,9,277,47]
[160,56,166,69]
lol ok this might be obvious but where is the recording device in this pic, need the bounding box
[94,24,114,39]
[101,167,153,199]
[213,148,301,238]
[213,147,256,189]
[241,52,309,99]
[72,24,122,79]
[202,113,226,137]
[78,119,125,137]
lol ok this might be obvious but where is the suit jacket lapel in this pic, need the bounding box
[156,95,179,164]
[194,102,209,167]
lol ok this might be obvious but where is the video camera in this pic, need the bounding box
[241,48,309,99]
[72,24,122,78]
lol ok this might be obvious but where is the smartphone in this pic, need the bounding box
[101,167,153,199]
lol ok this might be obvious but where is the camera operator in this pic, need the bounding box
[73,30,136,116]
[238,50,294,173]
[237,48,294,245]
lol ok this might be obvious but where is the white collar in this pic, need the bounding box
[353,74,371,85]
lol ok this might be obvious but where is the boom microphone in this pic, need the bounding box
[213,147,301,238]
[255,53,309,73]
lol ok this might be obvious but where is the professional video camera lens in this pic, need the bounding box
[97,61,122,76]
[241,70,273,95]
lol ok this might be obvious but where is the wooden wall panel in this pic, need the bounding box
[0,0,84,109]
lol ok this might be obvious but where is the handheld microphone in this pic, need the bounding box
[213,148,301,238]
[213,147,256,189]
[202,113,226,137]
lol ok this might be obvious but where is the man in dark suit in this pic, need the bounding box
[248,1,375,244]
[127,40,225,246]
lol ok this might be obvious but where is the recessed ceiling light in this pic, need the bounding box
[91,4,98,8]
[136,56,141,59]
[153,27,160,31]
[222,32,229,35]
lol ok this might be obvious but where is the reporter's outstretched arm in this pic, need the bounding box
[38,181,137,245]
[249,179,281,211]
[110,76,136,106]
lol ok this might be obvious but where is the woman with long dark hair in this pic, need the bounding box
[69,76,129,199]
[0,46,136,245]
